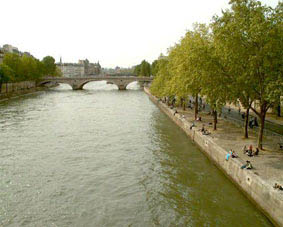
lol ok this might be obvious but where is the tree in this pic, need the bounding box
[20,54,43,81]
[41,56,56,76]
[150,56,171,98]
[2,53,22,81]
[134,60,151,77]
[0,64,15,93]
[212,0,283,148]
[177,24,210,119]
[151,59,159,77]
[139,60,151,77]
[133,64,140,76]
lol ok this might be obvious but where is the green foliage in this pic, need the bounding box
[134,64,141,75]
[150,57,171,97]
[41,56,56,76]
[0,64,15,83]
[134,60,151,77]
[149,0,282,147]
[212,0,283,147]
[1,53,61,83]
[151,60,159,76]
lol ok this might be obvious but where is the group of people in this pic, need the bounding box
[240,113,259,129]
[226,149,238,161]
[243,145,259,157]
[225,148,253,169]
[187,99,205,111]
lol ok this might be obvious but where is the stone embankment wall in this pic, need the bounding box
[0,81,36,94]
[144,87,283,227]
[0,81,57,100]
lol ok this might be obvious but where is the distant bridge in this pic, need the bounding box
[38,74,153,90]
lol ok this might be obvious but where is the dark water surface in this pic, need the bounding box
[0,82,272,226]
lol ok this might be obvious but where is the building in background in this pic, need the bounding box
[57,58,101,78]
[2,44,19,54]
[0,44,33,59]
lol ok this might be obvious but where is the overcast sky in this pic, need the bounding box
[0,0,279,68]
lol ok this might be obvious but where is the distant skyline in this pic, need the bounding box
[0,0,279,68]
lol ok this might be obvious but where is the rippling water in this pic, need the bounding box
[0,82,272,226]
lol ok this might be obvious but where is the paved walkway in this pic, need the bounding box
[225,104,283,130]
[173,105,283,188]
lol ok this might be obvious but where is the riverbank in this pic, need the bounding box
[144,87,283,227]
[0,82,57,101]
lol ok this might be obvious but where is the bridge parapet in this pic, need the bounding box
[38,76,153,90]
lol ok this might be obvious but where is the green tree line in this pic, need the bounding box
[0,54,61,92]
[150,0,283,149]
[134,60,151,77]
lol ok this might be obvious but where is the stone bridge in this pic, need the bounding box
[38,75,153,90]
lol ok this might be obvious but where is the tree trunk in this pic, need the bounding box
[277,104,281,117]
[180,98,183,108]
[257,112,266,150]
[194,94,198,120]
[0,81,2,94]
[183,99,186,111]
[244,107,250,138]
[213,110,217,130]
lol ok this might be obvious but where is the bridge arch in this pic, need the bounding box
[79,79,130,90]
[126,80,149,89]
[38,80,74,89]
[38,76,153,91]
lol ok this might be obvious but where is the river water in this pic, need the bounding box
[0,82,272,226]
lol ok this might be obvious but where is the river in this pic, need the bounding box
[0,82,272,226]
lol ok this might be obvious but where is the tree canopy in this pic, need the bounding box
[134,60,151,77]
[0,53,61,85]
[150,0,283,149]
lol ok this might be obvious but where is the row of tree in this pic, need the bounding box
[150,0,283,149]
[0,53,61,92]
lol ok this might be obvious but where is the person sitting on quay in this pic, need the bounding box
[202,129,211,136]
[243,145,248,154]
[241,160,253,170]
[173,110,178,116]
[196,116,202,121]
[188,100,193,109]
[190,122,196,130]
[253,148,259,156]
[273,183,283,191]
[232,150,238,158]
[201,124,205,132]
[246,161,253,169]
[226,151,232,161]
[247,145,253,157]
